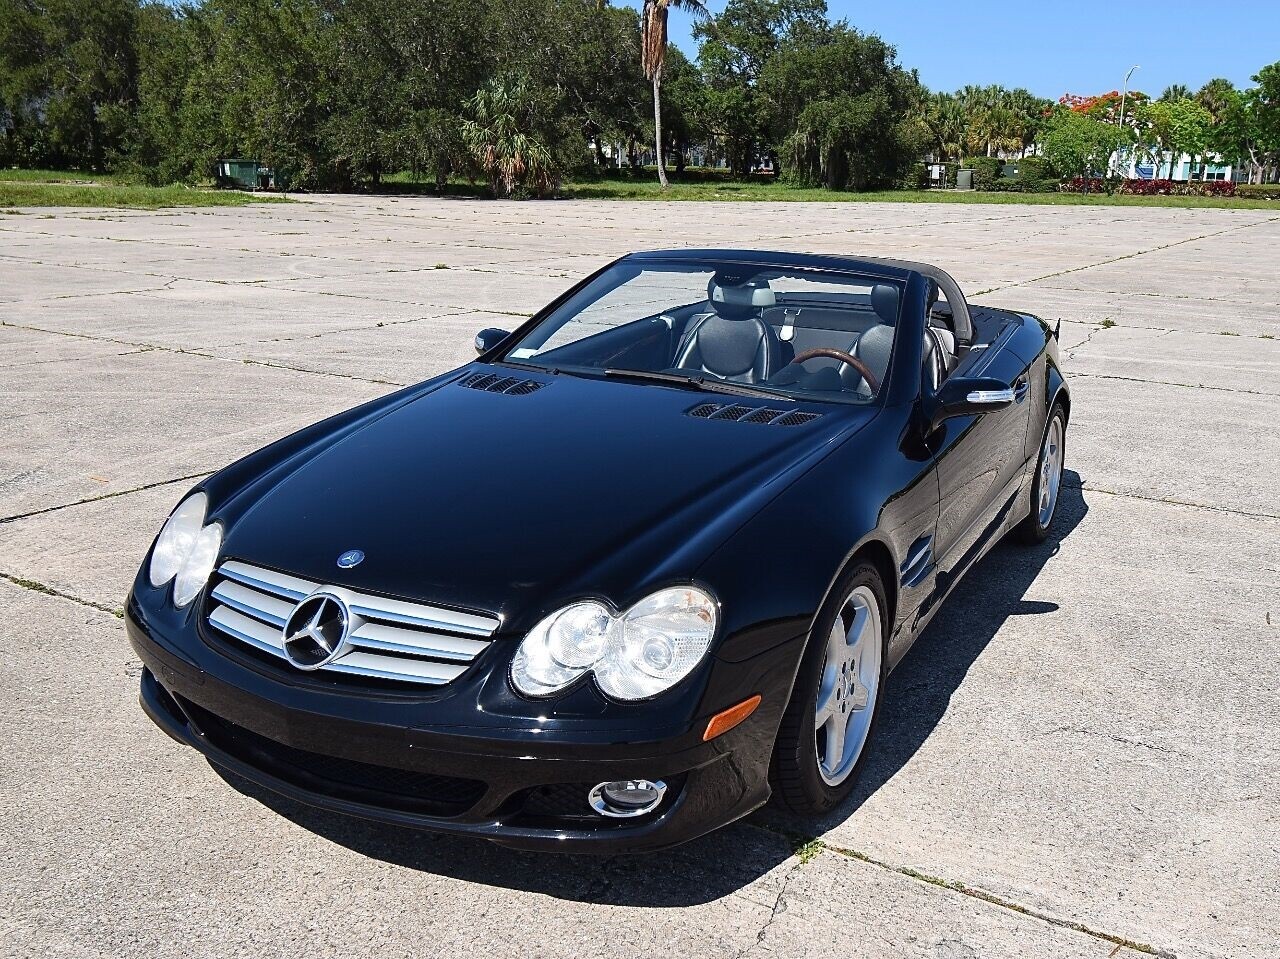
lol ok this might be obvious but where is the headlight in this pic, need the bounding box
[173,522,222,607]
[148,492,222,607]
[510,587,717,701]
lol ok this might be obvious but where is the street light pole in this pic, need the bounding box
[1117,65,1139,177]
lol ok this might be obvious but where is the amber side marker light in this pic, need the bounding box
[703,694,762,741]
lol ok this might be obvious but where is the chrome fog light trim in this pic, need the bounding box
[588,779,667,818]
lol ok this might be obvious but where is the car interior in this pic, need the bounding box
[512,266,967,402]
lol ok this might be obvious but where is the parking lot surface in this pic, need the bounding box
[2,197,1278,959]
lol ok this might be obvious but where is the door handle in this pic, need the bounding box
[1014,377,1030,402]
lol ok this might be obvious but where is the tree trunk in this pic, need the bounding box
[653,68,667,188]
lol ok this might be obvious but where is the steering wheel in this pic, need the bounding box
[787,348,880,393]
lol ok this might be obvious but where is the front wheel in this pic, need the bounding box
[1015,401,1067,545]
[770,563,888,815]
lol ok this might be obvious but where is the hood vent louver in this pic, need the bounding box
[685,402,822,427]
[460,372,546,395]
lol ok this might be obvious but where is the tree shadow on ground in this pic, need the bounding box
[216,472,1088,905]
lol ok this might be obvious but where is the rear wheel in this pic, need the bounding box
[1016,402,1067,544]
[770,563,887,815]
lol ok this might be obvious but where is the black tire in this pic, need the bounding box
[769,561,888,816]
[1015,401,1067,545]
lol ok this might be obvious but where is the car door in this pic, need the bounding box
[929,332,1033,591]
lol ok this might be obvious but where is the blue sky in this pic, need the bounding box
[659,2,1279,99]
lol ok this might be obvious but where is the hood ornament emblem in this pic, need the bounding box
[336,549,365,569]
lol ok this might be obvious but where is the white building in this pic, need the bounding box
[1113,148,1243,182]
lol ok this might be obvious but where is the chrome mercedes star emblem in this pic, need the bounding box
[336,549,364,569]
[281,592,350,670]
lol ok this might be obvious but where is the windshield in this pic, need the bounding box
[501,258,903,404]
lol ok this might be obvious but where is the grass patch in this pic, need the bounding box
[0,181,290,209]
[560,180,1280,209]
[0,167,118,184]
[1099,319,1117,329]
[794,838,825,864]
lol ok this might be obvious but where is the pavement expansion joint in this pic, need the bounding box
[747,823,1175,958]
[0,571,123,618]
[0,471,208,526]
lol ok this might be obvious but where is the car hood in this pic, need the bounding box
[220,366,874,627]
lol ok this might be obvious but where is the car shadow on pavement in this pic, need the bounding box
[215,472,1087,904]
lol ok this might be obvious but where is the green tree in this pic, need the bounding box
[921,91,965,162]
[763,23,924,189]
[696,0,827,175]
[658,46,708,173]
[1145,98,1212,179]
[0,0,140,169]
[1040,109,1125,184]
[461,73,562,198]
[1246,62,1280,183]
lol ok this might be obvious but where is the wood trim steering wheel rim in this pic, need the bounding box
[788,348,880,393]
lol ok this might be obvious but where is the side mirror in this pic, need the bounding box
[924,376,1015,432]
[474,328,511,355]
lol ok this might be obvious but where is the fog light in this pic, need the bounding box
[588,779,667,818]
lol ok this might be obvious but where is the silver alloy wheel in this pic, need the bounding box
[1037,416,1065,527]
[814,585,882,786]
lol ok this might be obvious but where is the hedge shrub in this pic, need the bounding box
[1060,177,1239,197]
[1016,156,1053,181]
[963,156,1002,190]
[1235,184,1280,200]
[988,176,1058,193]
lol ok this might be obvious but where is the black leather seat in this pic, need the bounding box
[674,279,783,384]
[846,283,900,393]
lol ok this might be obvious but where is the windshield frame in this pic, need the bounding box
[493,255,909,408]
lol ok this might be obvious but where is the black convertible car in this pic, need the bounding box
[128,249,1068,852]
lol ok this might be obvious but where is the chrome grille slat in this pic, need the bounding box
[325,651,467,685]
[348,622,487,661]
[210,605,286,653]
[211,580,292,627]
[206,560,500,689]
[220,560,317,601]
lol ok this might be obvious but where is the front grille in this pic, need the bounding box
[206,560,500,688]
[520,782,597,820]
[183,700,485,816]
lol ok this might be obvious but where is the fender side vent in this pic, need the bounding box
[460,372,546,395]
[684,402,823,427]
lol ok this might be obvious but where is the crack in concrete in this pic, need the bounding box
[1,318,400,388]
[741,862,800,957]
[1047,725,1177,754]
[973,216,1280,297]
[0,471,209,525]
[1063,323,1110,355]
[0,571,123,618]
[1066,370,1279,397]
[1063,479,1280,521]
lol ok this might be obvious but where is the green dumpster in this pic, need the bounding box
[215,159,275,191]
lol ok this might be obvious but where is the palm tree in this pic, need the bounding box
[1195,78,1236,123]
[1160,84,1190,102]
[641,0,708,187]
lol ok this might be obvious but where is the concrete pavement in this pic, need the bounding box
[1,196,1277,959]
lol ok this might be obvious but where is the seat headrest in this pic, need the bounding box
[871,284,900,325]
[709,280,775,319]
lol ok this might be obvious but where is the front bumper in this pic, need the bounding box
[128,600,801,853]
